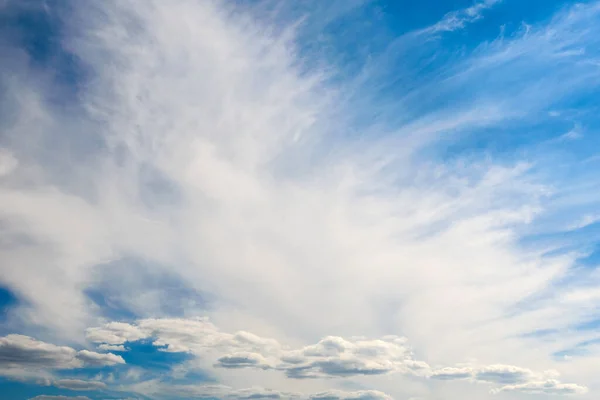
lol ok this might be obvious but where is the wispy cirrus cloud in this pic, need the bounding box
[1,0,600,399]
[423,0,502,34]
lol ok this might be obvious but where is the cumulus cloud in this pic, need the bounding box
[86,323,147,346]
[87,318,281,362]
[75,349,125,367]
[0,335,82,369]
[278,335,424,379]
[474,364,536,384]
[0,334,124,372]
[87,317,586,395]
[428,364,586,395]
[87,318,424,379]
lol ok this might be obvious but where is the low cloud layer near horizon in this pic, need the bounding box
[1,0,600,399]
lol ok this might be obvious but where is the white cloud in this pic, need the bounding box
[97,343,126,352]
[86,322,147,345]
[0,335,82,370]
[216,352,274,370]
[277,335,425,379]
[430,367,473,380]
[423,0,502,34]
[87,317,586,395]
[476,366,562,386]
[474,364,537,384]
[428,364,584,393]
[0,367,53,387]
[53,379,107,391]
[29,397,91,400]
[0,334,124,373]
[567,214,600,230]
[87,318,425,379]
[0,148,17,177]
[1,0,600,398]
[491,379,589,395]
[123,379,393,400]
[309,390,393,400]
[88,318,296,389]
[559,129,583,141]
[75,350,124,367]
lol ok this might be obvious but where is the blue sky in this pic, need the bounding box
[1,0,600,399]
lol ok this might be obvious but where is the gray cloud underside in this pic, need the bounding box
[124,380,394,400]
[53,379,107,391]
[0,334,124,370]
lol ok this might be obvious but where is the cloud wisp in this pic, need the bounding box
[423,0,502,34]
[1,0,600,399]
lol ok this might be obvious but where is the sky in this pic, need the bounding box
[1,0,600,399]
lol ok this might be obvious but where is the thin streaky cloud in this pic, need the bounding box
[1,0,600,399]
[423,0,503,34]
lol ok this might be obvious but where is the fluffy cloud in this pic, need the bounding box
[86,322,147,346]
[87,319,424,379]
[0,334,124,372]
[0,335,82,369]
[87,317,587,395]
[87,318,281,365]
[428,364,587,395]
[75,350,125,367]
[278,336,425,379]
